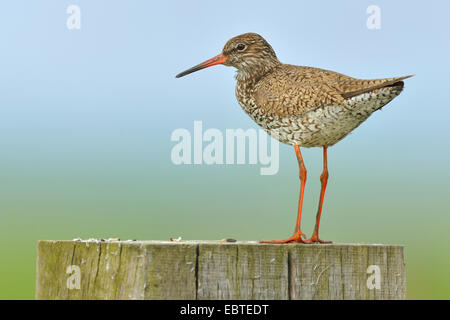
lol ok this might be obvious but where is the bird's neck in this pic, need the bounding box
[235,58,281,83]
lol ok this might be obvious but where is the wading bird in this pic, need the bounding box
[176,33,412,244]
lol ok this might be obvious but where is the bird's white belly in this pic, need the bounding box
[239,88,400,147]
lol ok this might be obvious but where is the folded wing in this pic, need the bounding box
[253,65,412,117]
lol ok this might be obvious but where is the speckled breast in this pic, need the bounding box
[236,83,403,147]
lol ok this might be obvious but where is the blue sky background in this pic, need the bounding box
[0,1,449,299]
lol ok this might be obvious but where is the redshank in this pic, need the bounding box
[176,33,412,244]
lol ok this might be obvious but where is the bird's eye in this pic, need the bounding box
[237,43,246,51]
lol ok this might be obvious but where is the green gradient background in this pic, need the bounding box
[1,1,450,299]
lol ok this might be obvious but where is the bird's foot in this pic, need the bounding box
[260,231,308,244]
[305,233,332,244]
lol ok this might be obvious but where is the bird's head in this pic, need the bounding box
[176,33,280,81]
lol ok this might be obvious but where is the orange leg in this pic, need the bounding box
[261,145,308,244]
[305,147,332,244]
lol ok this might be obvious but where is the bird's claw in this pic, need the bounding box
[305,233,332,244]
[260,231,309,244]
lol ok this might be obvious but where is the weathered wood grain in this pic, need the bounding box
[36,240,406,300]
[197,243,289,299]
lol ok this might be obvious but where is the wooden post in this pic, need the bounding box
[36,240,406,300]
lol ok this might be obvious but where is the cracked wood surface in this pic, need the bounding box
[36,240,406,300]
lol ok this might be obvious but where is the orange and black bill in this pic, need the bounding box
[176,53,227,78]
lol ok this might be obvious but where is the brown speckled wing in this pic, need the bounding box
[339,75,413,99]
[253,65,412,117]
